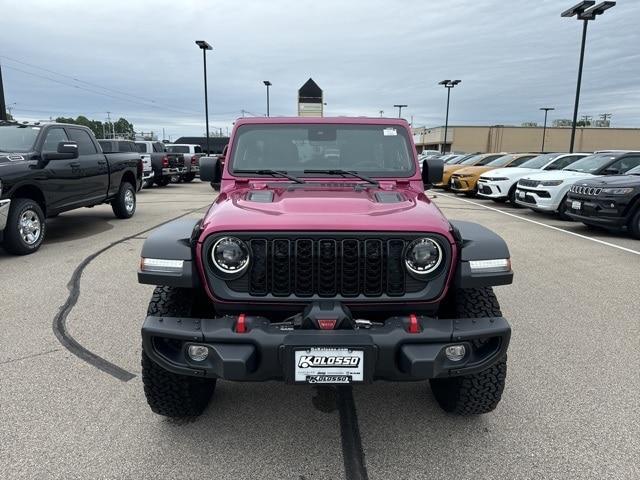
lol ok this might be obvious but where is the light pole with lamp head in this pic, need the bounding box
[195,40,213,154]
[540,107,555,152]
[263,81,272,117]
[561,1,615,152]
[393,104,407,119]
[438,79,461,154]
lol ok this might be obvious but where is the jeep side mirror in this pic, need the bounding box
[200,156,222,184]
[43,141,79,161]
[422,158,444,188]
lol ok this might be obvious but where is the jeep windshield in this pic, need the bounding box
[229,124,416,178]
[0,124,40,153]
[563,154,616,173]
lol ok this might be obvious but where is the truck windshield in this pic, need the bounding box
[0,125,41,153]
[229,124,416,177]
[167,145,190,153]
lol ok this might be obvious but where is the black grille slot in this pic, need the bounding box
[341,239,360,297]
[295,239,314,296]
[249,239,268,295]
[223,235,440,298]
[318,240,338,296]
[386,240,405,296]
[364,240,383,296]
[272,239,291,296]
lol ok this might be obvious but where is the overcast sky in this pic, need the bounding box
[1,0,639,139]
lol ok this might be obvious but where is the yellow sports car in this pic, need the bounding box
[450,153,538,195]
[435,153,507,188]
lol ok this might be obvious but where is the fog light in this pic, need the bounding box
[187,345,209,362]
[445,345,466,362]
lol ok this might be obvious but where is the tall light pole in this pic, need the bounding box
[195,40,213,154]
[561,1,616,152]
[0,63,7,121]
[263,80,272,117]
[438,79,461,153]
[393,104,407,118]
[540,107,555,152]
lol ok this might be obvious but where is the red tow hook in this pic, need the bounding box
[235,313,247,333]
[407,313,421,334]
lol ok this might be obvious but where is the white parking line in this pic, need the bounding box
[436,193,640,256]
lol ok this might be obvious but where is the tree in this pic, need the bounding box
[54,115,135,139]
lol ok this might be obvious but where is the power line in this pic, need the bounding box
[0,54,203,116]
[2,63,202,117]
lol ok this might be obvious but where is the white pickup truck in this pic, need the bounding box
[166,144,203,182]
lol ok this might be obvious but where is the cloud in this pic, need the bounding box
[1,0,638,137]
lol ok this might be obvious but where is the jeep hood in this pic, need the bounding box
[481,167,537,179]
[200,183,454,239]
[578,174,640,187]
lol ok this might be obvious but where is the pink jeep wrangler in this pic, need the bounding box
[138,117,513,417]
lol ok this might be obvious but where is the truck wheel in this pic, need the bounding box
[2,198,46,255]
[156,177,170,187]
[430,287,507,415]
[141,286,216,418]
[183,173,196,183]
[111,182,136,219]
[629,208,640,239]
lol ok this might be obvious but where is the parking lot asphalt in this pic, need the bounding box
[1,181,638,479]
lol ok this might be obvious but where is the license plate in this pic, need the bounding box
[572,200,581,210]
[518,191,525,199]
[294,347,364,383]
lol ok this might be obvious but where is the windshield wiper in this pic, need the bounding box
[303,169,379,187]
[234,169,305,184]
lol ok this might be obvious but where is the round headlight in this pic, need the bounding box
[211,237,250,274]
[405,238,442,275]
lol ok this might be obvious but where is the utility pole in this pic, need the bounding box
[106,112,112,139]
[581,114,592,125]
[0,62,8,121]
[600,113,612,126]
[393,104,407,118]
[379,110,384,117]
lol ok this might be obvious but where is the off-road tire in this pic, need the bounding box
[182,173,196,183]
[141,286,216,418]
[629,208,640,239]
[111,182,136,219]
[2,198,46,255]
[155,176,170,187]
[430,287,507,415]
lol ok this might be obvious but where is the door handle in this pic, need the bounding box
[70,162,80,168]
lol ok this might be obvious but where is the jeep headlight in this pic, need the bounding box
[211,237,250,274]
[540,180,563,186]
[405,238,442,275]
[601,187,633,195]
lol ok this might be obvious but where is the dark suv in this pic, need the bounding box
[565,164,640,237]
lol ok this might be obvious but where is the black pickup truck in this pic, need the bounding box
[0,121,142,255]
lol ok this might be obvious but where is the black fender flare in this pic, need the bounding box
[449,220,513,288]
[137,218,201,288]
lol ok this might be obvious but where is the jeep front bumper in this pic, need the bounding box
[142,314,510,383]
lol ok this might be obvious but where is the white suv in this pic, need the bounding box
[477,153,588,204]
[515,152,640,218]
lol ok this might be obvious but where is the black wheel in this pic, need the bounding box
[629,208,640,239]
[141,286,216,418]
[155,177,170,187]
[430,287,507,415]
[2,198,46,255]
[142,179,154,189]
[507,185,522,207]
[111,182,136,219]
[492,198,507,204]
[183,173,196,183]
[557,195,572,221]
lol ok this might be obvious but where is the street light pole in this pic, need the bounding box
[393,104,407,119]
[263,81,272,117]
[195,40,213,154]
[438,79,461,154]
[562,1,616,152]
[540,107,555,152]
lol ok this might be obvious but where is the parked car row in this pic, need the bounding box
[434,149,640,239]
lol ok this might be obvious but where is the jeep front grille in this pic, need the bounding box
[570,185,602,196]
[205,233,449,300]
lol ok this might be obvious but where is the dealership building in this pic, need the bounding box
[413,125,640,153]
